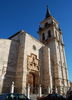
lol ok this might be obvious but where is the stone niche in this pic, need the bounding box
[26,53,41,88]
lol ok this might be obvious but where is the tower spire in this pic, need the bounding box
[45,5,51,19]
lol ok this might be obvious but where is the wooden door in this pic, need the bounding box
[28,73,35,93]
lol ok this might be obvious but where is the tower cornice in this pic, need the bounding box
[37,24,53,33]
[41,37,56,43]
[40,36,65,47]
[40,16,59,25]
[37,23,63,34]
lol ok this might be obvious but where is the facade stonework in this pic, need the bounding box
[0,7,70,95]
[0,39,19,93]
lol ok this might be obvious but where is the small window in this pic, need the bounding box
[42,33,45,40]
[33,45,36,50]
[48,30,51,37]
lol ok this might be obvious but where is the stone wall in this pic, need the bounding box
[42,46,52,89]
[15,31,26,89]
[0,39,19,93]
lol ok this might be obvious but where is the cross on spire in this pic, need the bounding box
[45,5,51,19]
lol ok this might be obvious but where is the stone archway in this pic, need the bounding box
[26,53,40,93]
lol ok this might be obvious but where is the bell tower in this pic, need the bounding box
[37,5,70,94]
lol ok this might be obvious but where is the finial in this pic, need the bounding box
[45,4,51,19]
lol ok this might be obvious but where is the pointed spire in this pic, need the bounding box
[45,5,51,19]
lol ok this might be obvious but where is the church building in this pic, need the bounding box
[0,6,70,95]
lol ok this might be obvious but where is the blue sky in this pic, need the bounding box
[0,0,72,82]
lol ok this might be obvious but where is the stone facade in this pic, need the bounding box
[0,39,19,93]
[0,7,70,95]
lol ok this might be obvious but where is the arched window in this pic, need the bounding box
[45,22,48,27]
[42,33,45,40]
[48,30,51,37]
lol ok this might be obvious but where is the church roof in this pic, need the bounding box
[45,5,51,19]
[8,29,45,46]
[8,30,24,39]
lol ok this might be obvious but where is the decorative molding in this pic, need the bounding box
[27,53,40,74]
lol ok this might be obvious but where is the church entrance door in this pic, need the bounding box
[28,73,35,93]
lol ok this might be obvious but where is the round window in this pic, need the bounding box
[33,45,36,50]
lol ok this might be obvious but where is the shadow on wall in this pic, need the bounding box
[1,40,19,93]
